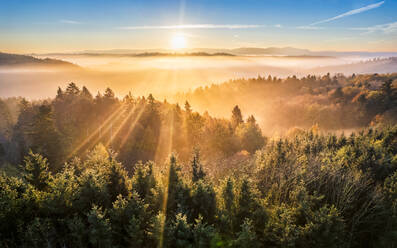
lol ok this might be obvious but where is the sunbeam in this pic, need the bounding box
[104,104,137,148]
[66,104,126,159]
[118,103,147,150]
[157,105,175,248]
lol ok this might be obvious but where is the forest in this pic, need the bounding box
[0,74,397,247]
[174,73,397,134]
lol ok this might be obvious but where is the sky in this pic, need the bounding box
[0,0,397,53]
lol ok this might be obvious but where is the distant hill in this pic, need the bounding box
[44,52,235,57]
[230,47,312,56]
[312,57,397,75]
[38,47,397,58]
[0,52,79,68]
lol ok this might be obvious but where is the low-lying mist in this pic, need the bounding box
[1,54,393,100]
[1,54,396,136]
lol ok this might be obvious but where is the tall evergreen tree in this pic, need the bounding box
[191,149,205,182]
[23,150,50,190]
[30,104,62,168]
[184,101,192,114]
[231,105,243,129]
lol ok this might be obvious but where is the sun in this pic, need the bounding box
[170,34,187,50]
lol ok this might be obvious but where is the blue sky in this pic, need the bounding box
[0,0,396,53]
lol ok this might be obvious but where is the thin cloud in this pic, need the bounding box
[297,25,324,30]
[310,1,385,25]
[59,19,82,24]
[117,24,264,30]
[352,21,397,34]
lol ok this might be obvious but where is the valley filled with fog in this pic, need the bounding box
[1,53,395,100]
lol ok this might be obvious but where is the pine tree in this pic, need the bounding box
[101,159,130,203]
[23,150,50,190]
[147,93,155,105]
[222,178,235,215]
[220,178,235,236]
[190,180,216,224]
[167,213,193,248]
[165,155,190,218]
[231,105,243,129]
[65,82,80,95]
[110,194,148,247]
[56,87,64,99]
[66,215,86,247]
[132,161,157,210]
[30,104,62,167]
[0,99,12,138]
[192,216,216,248]
[184,101,192,114]
[104,87,115,99]
[81,86,93,99]
[235,179,254,230]
[231,219,260,248]
[191,149,205,182]
[87,205,112,248]
[235,116,265,153]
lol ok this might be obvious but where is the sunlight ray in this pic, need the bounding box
[83,107,127,153]
[118,103,147,150]
[158,155,172,248]
[104,104,137,148]
[67,104,126,159]
[157,87,175,248]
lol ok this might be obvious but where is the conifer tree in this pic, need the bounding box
[184,101,192,114]
[23,150,50,190]
[191,149,205,182]
[235,179,254,230]
[87,205,112,248]
[132,161,158,210]
[65,82,80,95]
[104,87,115,99]
[231,105,243,129]
[30,104,63,168]
[231,219,260,248]
[81,86,93,99]
[165,155,190,218]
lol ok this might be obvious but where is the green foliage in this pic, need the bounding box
[231,105,243,129]
[23,150,51,190]
[231,219,260,248]
[132,161,159,211]
[1,81,397,247]
[192,216,216,248]
[109,194,148,247]
[3,84,270,168]
[235,116,265,153]
[165,155,190,218]
[176,73,397,131]
[30,104,63,167]
[190,179,216,224]
[87,205,112,248]
[191,149,205,182]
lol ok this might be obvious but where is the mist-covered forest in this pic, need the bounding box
[174,73,397,135]
[0,73,397,247]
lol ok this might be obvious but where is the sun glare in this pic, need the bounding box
[170,34,186,50]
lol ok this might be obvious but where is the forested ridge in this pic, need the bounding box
[0,77,397,247]
[0,82,265,169]
[0,52,78,68]
[174,73,397,134]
